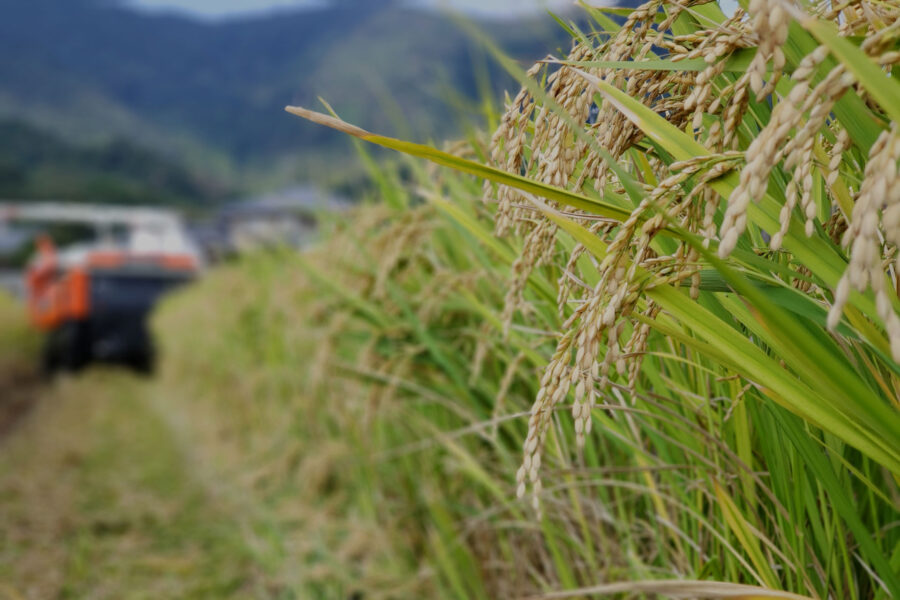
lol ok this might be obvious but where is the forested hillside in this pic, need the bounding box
[0,0,578,184]
[0,120,226,207]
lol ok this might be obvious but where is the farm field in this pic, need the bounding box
[1,0,899,598]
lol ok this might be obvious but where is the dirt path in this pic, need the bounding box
[0,372,265,599]
[0,367,43,439]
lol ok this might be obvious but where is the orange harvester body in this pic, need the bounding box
[25,236,197,333]
[5,201,200,371]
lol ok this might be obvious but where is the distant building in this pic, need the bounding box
[196,185,351,258]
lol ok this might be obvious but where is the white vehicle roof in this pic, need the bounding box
[2,201,203,268]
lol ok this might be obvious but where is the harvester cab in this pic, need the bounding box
[1,202,202,373]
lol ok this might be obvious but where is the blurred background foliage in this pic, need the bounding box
[0,0,578,194]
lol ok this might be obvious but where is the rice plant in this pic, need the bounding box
[153,0,900,597]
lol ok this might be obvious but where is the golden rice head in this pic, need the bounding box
[717,46,829,257]
[746,0,792,100]
[828,125,900,361]
[484,0,900,511]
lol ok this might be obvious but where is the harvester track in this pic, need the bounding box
[0,365,43,439]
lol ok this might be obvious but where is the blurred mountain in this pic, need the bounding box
[0,0,578,189]
[0,119,227,207]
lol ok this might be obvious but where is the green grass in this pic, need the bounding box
[0,292,39,373]
[0,373,262,599]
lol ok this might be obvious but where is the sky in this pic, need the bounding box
[129,0,577,19]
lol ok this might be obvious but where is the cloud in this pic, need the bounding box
[128,0,328,18]
[128,0,573,18]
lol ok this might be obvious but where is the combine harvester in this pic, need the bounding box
[0,202,201,373]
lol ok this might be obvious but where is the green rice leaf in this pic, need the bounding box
[285,105,637,223]
[802,18,900,125]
